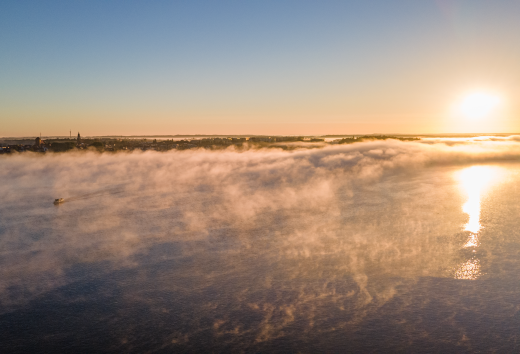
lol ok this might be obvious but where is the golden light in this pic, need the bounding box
[458,165,493,236]
[454,165,504,280]
[454,258,481,280]
[459,92,501,120]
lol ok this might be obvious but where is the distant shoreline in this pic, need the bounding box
[2,133,519,140]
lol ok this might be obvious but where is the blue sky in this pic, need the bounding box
[2,0,520,136]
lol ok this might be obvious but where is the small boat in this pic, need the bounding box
[53,198,64,205]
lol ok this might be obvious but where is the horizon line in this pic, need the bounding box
[2,133,520,139]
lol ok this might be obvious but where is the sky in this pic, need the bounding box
[1,0,520,137]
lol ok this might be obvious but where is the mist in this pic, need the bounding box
[3,138,520,351]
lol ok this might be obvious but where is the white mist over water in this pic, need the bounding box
[2,137,520,351]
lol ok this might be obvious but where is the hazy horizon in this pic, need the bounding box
[4,132,520,139]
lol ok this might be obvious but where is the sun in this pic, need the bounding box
[459,92,501,119]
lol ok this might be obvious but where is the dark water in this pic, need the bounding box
[2,149,520,352]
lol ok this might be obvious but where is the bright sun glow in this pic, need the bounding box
[459,92,501,119]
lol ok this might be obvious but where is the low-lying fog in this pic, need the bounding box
[3,137,520,352]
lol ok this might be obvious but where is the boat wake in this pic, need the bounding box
[54,185,126,204]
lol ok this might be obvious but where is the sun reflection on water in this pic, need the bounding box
[454,166,502,279]
[459,166,495,236]
[454,258,481,280]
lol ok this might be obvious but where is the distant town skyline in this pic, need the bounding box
[2,0,520,137]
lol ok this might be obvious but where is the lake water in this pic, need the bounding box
[2,142,520,352]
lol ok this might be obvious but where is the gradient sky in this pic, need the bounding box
[1,0,520,136]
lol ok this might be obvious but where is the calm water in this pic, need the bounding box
[2,147,520,352]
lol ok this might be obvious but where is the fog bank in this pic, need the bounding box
[2,138,520,349]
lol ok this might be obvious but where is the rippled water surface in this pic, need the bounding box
[3,143,520,352]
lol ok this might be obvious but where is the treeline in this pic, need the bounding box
[49,141,77,152]
[335,135,419,144]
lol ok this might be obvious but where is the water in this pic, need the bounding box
[2,143,520,352]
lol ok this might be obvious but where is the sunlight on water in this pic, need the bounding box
[459,166,494,235]
[454,166,503,279]
[454,258,481,280]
